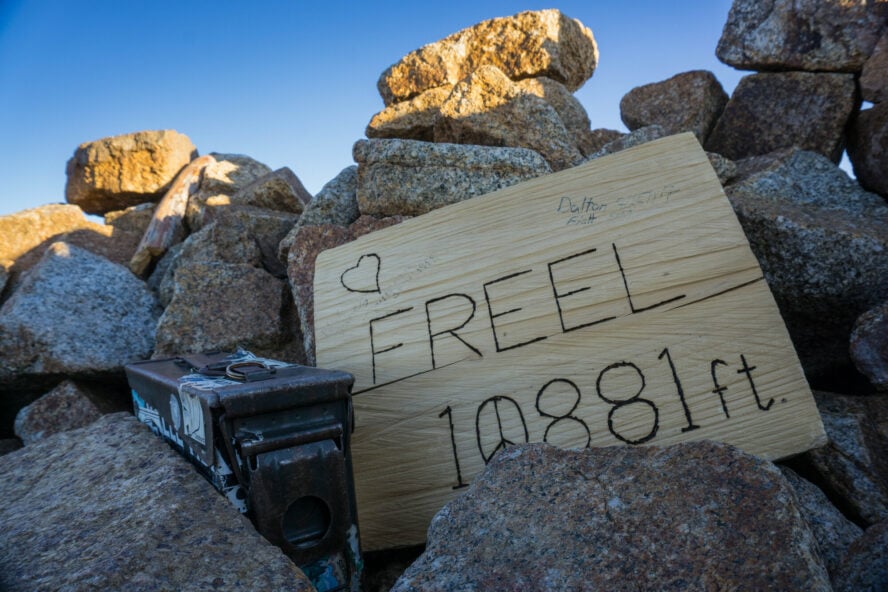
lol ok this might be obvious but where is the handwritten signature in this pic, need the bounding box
[556,196,607,226]
[556,185,681,226]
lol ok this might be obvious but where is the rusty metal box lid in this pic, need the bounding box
[126,351,353,415]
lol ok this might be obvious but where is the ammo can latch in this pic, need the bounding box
[219,403,352,564]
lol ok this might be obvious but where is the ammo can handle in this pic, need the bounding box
[239,425,344,457]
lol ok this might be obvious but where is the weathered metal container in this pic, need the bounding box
[125,350,361,592]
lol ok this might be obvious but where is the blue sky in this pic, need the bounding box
[0,1,744,217]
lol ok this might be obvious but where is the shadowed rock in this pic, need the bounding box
[620,70,728,143]
[0,413,313,591]
[104,202,156,235]
[156,208,297,306]
[724,149,888,379]
[155,221,264,307]
[0,439,20,456]
[154,261,304,363]
[0,243,161,388]
[850,301,888,392]
[198,206,298,277]
[14,380,105,444]
[296,165,360,229]
[705,71,856,163]
[392,442,830,591]
[860,32,888,104]
[227,166,311,213]
[832,521,888,592]
[586,125,667,160]
[584,128,625,154]
[516,76,596,156]
[716,0,888,72]
[367,86,451,141]
[278,166,360,265]
[796,392,888,527]
[847,102,888,198]
[780,467,863,581]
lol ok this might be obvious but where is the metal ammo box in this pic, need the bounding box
[124,350,361,592]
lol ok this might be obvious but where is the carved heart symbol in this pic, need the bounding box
[340,253,381,294]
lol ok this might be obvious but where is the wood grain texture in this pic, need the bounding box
[129,154,215,276]
[313,133,825,550]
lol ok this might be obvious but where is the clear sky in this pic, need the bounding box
[0,1,745,217]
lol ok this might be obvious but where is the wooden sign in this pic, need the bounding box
[314,133,826,551]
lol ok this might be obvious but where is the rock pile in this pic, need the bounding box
[0,131,319,587]
[0,3,887,591]
[705,0,888,381]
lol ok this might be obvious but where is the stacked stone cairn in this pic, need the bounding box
[0,3,886,591]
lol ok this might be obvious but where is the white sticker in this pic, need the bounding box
[169,393,182,431]
[179,389,206,445]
